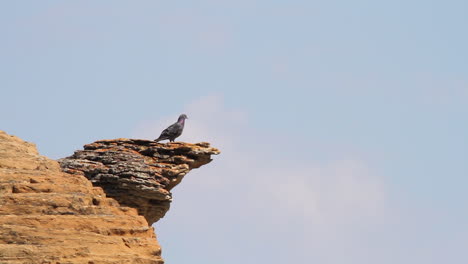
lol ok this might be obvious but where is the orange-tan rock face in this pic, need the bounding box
[0,132,153,263]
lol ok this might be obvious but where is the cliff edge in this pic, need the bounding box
[0,131,219,263]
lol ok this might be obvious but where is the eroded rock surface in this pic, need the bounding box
[0,131,164,264]
[59,138,220,225]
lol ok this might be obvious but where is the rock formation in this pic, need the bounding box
[0,131,219,263]
[59,138,220,225]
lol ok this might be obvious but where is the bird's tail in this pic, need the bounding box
[154,137,162,143]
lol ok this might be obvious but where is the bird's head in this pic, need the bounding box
[178,114,188,122]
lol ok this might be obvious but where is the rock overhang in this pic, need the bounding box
[59,138,220,225]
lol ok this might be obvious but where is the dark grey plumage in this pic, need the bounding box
[154,114,188,142]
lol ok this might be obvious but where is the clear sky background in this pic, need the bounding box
[1,1,467,263]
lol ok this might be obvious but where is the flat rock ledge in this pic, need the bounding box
[59,138,220,225]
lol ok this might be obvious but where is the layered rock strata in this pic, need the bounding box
[0,131,219,264]
[0,131,163,263]
[59,139,220,225]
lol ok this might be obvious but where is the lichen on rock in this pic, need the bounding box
[59,138,220,225]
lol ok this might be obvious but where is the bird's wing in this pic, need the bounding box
[160,122,182,137]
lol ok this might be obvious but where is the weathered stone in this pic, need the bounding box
[59,138,220,225]
[0,131,164,263]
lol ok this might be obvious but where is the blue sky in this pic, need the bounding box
[1,1,467,263]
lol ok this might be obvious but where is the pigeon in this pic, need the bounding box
[154,114,188,143]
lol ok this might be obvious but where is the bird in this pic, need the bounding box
[154,114,188,143]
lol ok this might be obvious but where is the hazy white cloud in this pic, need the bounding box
[132,95,387,263]
[262,159,384,224]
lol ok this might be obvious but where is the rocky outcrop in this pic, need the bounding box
[0,131,219,264]
[59,139,220,225]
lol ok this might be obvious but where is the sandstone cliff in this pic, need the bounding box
[0,131,219,264]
